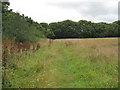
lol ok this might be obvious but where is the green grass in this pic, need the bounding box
[3,38,118,88]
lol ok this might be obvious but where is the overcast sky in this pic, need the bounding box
[8,0,119,23]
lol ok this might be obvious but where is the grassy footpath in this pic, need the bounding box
[3,38,118,88]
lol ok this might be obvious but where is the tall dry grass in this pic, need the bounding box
[3,38,118,88]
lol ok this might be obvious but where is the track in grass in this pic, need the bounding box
[3,38,118,88]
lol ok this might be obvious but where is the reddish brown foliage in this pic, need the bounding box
[23,41,31,51]
[65,41,73,47]
[16,42,23,52]
[48,39,53,47]
[32,43,36,51]
[2,38,11,67]
[36,43,41,50]
[22,41,31,55]
[10,44,18,53]
[2,37,41,67]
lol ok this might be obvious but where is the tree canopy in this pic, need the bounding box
[2,3,45,42]
[2,3,119,42]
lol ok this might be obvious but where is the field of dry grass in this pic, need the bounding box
[3,38,118,88]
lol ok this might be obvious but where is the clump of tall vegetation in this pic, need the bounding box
[2,2,44,87]
[2,1,119,41]
[2,2,45,43]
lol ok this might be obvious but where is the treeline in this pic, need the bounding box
[41,20,119,39]
[2,3,45,43]
[2,3,119,42]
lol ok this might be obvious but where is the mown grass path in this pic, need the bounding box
[3,38,118,88]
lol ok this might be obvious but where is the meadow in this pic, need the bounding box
[3,38,118,88]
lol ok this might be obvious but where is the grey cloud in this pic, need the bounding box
[48,1,118,22]
[1,0,9,2]
[90,14,117,22]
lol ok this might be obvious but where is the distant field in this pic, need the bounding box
[54,37,118,41]
[3,38,118,88]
